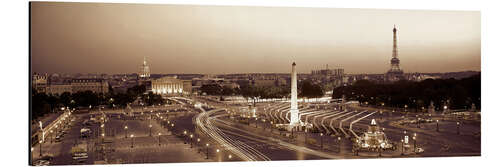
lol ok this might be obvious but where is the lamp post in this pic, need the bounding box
[263,120,266,131]
[101,133,105,143]
[190,134,194,148]
[417,117,421,128]
[130,134,134,148]
[183,130,187,144]
[337,137,342,153]
[158,133,162,146]
[149,124,152,136]
[353,138,358,156]
[255,117,258,128]
[436,120,440,132]
[205,143,210,159]
[320,133,324,149]
[197,138,201,153]
[124,126,128,138]
[39,140,42,157]
[216,149,220,161]
[270,121,274,133]
[171,123,175,133]
[401,139,404,156]
[413,133,417,152]
[456,122,460,135]
[50,130,53,143]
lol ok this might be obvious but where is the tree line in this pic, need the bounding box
[31,85,165,121]
[332,74,480,111]
[200,80,324,100]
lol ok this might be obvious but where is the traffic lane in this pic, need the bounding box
[213,120,326,161]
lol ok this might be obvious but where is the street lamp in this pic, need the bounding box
[205,143,210,159]
[101,133,105,143]
[255,117,258,128]
[263,120,266,131]
[39,140,42,157]
[416,115,420,128]
[130,134,134,148]
[337,137,342,153]
[55,125,59,137]
[320,133,324,149]
[50,130,53,143]
[149,124,153,136]
[413,133,417,152]
[436,120,440,132]
[158,132,162,146]
[183,130,187,144]
[400,139,404,156]
[197,138,201,153]
[124,126,128,138]
[270,121,274,132]
[190,134,194,148]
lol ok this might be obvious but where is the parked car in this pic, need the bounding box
[55,135,63,142]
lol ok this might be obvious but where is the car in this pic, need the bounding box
[416,147,425,154]
[73,152,88,158]
[55,135,63,142]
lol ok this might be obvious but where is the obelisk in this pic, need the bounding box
[290,62,300,127]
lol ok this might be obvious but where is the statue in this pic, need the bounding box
[428,101,436,115]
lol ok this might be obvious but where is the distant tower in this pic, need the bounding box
[140,56,150,78]
[386,25,403,81]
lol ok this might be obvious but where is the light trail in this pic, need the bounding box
[195,108,270,161]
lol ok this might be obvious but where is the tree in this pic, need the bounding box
[142,92,164,106]
[222,86,235,96]
[200,84,223,95]
[59,92,72,107]
[299,80,324,99]
[332,74,481,110]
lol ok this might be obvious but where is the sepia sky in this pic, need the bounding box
[30,2,480,74]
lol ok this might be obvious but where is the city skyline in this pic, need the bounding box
[31,2,480,74]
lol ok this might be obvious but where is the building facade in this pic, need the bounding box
[46,84,72,95]
[152,76,191,95]
[71,78,109,94]
[32,73,48,93]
